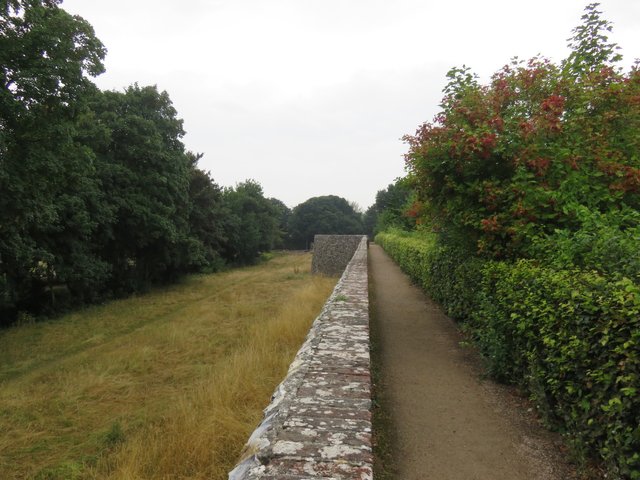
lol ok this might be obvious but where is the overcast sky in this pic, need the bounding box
[62,0,639,210]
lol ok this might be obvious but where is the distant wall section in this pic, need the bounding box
[311,234,365,276]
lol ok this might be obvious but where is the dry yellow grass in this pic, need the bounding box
[0,253,337,480]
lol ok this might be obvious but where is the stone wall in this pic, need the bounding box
[311,235,365,276]
[229,236,372,480]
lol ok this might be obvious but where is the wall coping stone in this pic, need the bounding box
[229,236,372,480]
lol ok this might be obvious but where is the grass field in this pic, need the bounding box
[0,252,337,480]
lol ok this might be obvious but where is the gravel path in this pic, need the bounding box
[369,243,578,480]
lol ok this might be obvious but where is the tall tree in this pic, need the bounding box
[85,85,194,291]
[0,0,106,319]
[404,3,640,265]
[221,180,281,264]
[563,2,622,78]
[366,178,415,236]
[288,195,363,249]
[267,197,291,249]
[185,153,228,272]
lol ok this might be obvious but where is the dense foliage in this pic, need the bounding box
[477,261,639,479]
[220,180,282,265]
[403,3,640,269]
[363,177,415,238]
[376,231,640,479]
[377,4,640,478]
[287,195,363,249]
[0,1,284,323]
[1,0,109,319]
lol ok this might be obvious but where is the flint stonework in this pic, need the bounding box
[311,235,364,276]
[229,236,372,480]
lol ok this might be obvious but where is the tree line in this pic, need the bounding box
[0,1,363,325]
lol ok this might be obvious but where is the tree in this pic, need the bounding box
[0,0,106,319]
[363,205,377,239]
[288,195,363,249]
[84,85,194,291]
[185,153,228,272]
[564,2,622,78]
[366,178,415,237]
[0,0,105,125]
[404,3,639,261]
[221,180,281,264]
[267,197,291,249]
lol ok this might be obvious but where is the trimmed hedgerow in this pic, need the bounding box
[375,231,640,479]
[374,230,433,290]
[375,231,483,322]
[477,261,640,478]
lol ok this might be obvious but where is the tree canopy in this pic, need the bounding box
[221,180,282,264]
[1,0,107,318]
[0,1,286,324]
[364,177,415,237]
[403,2,640,270]
[288,195,364,249]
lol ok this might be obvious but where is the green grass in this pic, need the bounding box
[0,252,337,479]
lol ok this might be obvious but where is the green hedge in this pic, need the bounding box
[375,231,640,479]
[375,231,483,322]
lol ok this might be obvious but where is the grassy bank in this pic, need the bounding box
[0,252,337,480]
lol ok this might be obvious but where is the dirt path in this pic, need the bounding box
[369,243,577,480]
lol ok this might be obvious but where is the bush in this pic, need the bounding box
[477,261,640,478]
[528,206,640,281]
[403,5,640,261]
[375,230,483,322]
[377,230,640,479]
[375,230,433,287]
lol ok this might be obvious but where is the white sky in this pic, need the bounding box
[62,0,639,209]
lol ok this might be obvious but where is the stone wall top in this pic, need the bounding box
[229,236,372,479]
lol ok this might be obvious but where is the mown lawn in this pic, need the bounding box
[0,252,337,479]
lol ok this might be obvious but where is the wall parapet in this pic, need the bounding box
[229,236,372,480]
